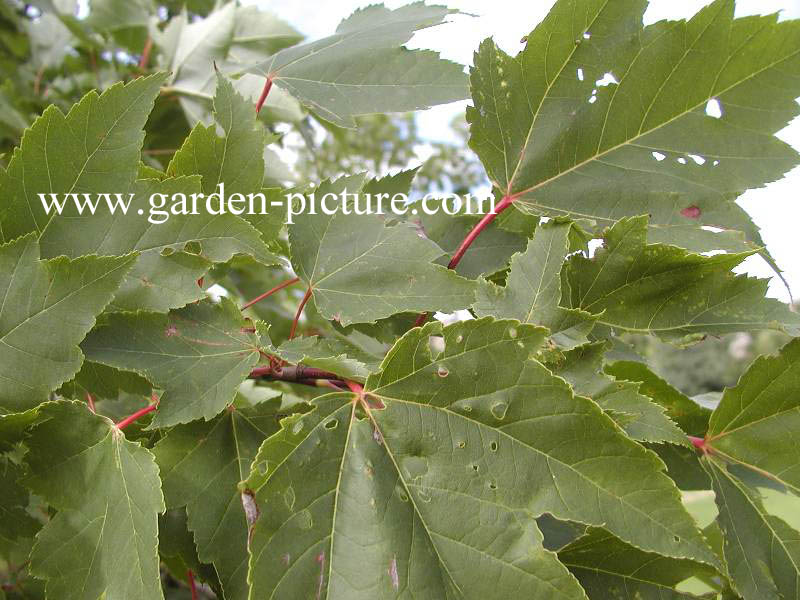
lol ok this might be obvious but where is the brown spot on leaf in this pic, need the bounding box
[680,205,701,219]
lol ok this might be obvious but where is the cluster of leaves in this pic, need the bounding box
[2,0,800,599]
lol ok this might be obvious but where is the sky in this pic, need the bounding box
[247,0,800,302]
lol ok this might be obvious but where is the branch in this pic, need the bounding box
[289,286,313,339]
[249,365,344,388]
[241,276,300,311]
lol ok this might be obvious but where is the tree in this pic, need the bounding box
[1,0,800,599]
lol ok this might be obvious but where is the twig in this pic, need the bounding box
[448,194,515,269]
[33,65,44,96]
[115,393,159,430]
[413,194,515,327]
[187,570,198,600]
[289,286,313,339]
[115,403,157,430]
[249,364,347,389]
[241,277,300,311]
[139,37,153,71]
[255,77,274,114]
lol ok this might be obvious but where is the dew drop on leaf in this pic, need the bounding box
[436,365,449,377]
[489,441,498,452]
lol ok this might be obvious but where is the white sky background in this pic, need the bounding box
[248,0,800,302]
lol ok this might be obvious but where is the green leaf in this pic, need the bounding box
[242,3,469,127]
[0,74,167,243]
[81,298,263,427]
[0,235,136,413]
[288,174,476,325]
[706,338,800,494]
[0,407,46,454]
[156,4,305,125]
[706,460,800,600]
[59,361,152,402]
[153,399,285,600]
[22,401,164,600]
[158,508,222,596]
[468,0,800,271]
[245,318,718,599]
[168,73,283,255]
[605,360,712,438]
[551,342,691,446]
[474,221,596,347]
[0,460,39,549]
[228,5,303,63]
[110,249,209,313]
[86,0,152,50]
[562,217,800,341]
[157,4,236,125]
[559,527,716,599]
[36,172,276,311]
[23,12,74,70]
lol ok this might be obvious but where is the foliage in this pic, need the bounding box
[1,0,800,599]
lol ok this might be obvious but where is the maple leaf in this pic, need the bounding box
[241,3,469,127]
[23,401,164,600]
[154,399,291,600]
[80,298,263,427]
[468,0,800,279]
[243,318,718,598]
[288,174,476,325]
[562,217,800,341]
[0,235,135,412]
[0,74,166,243]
